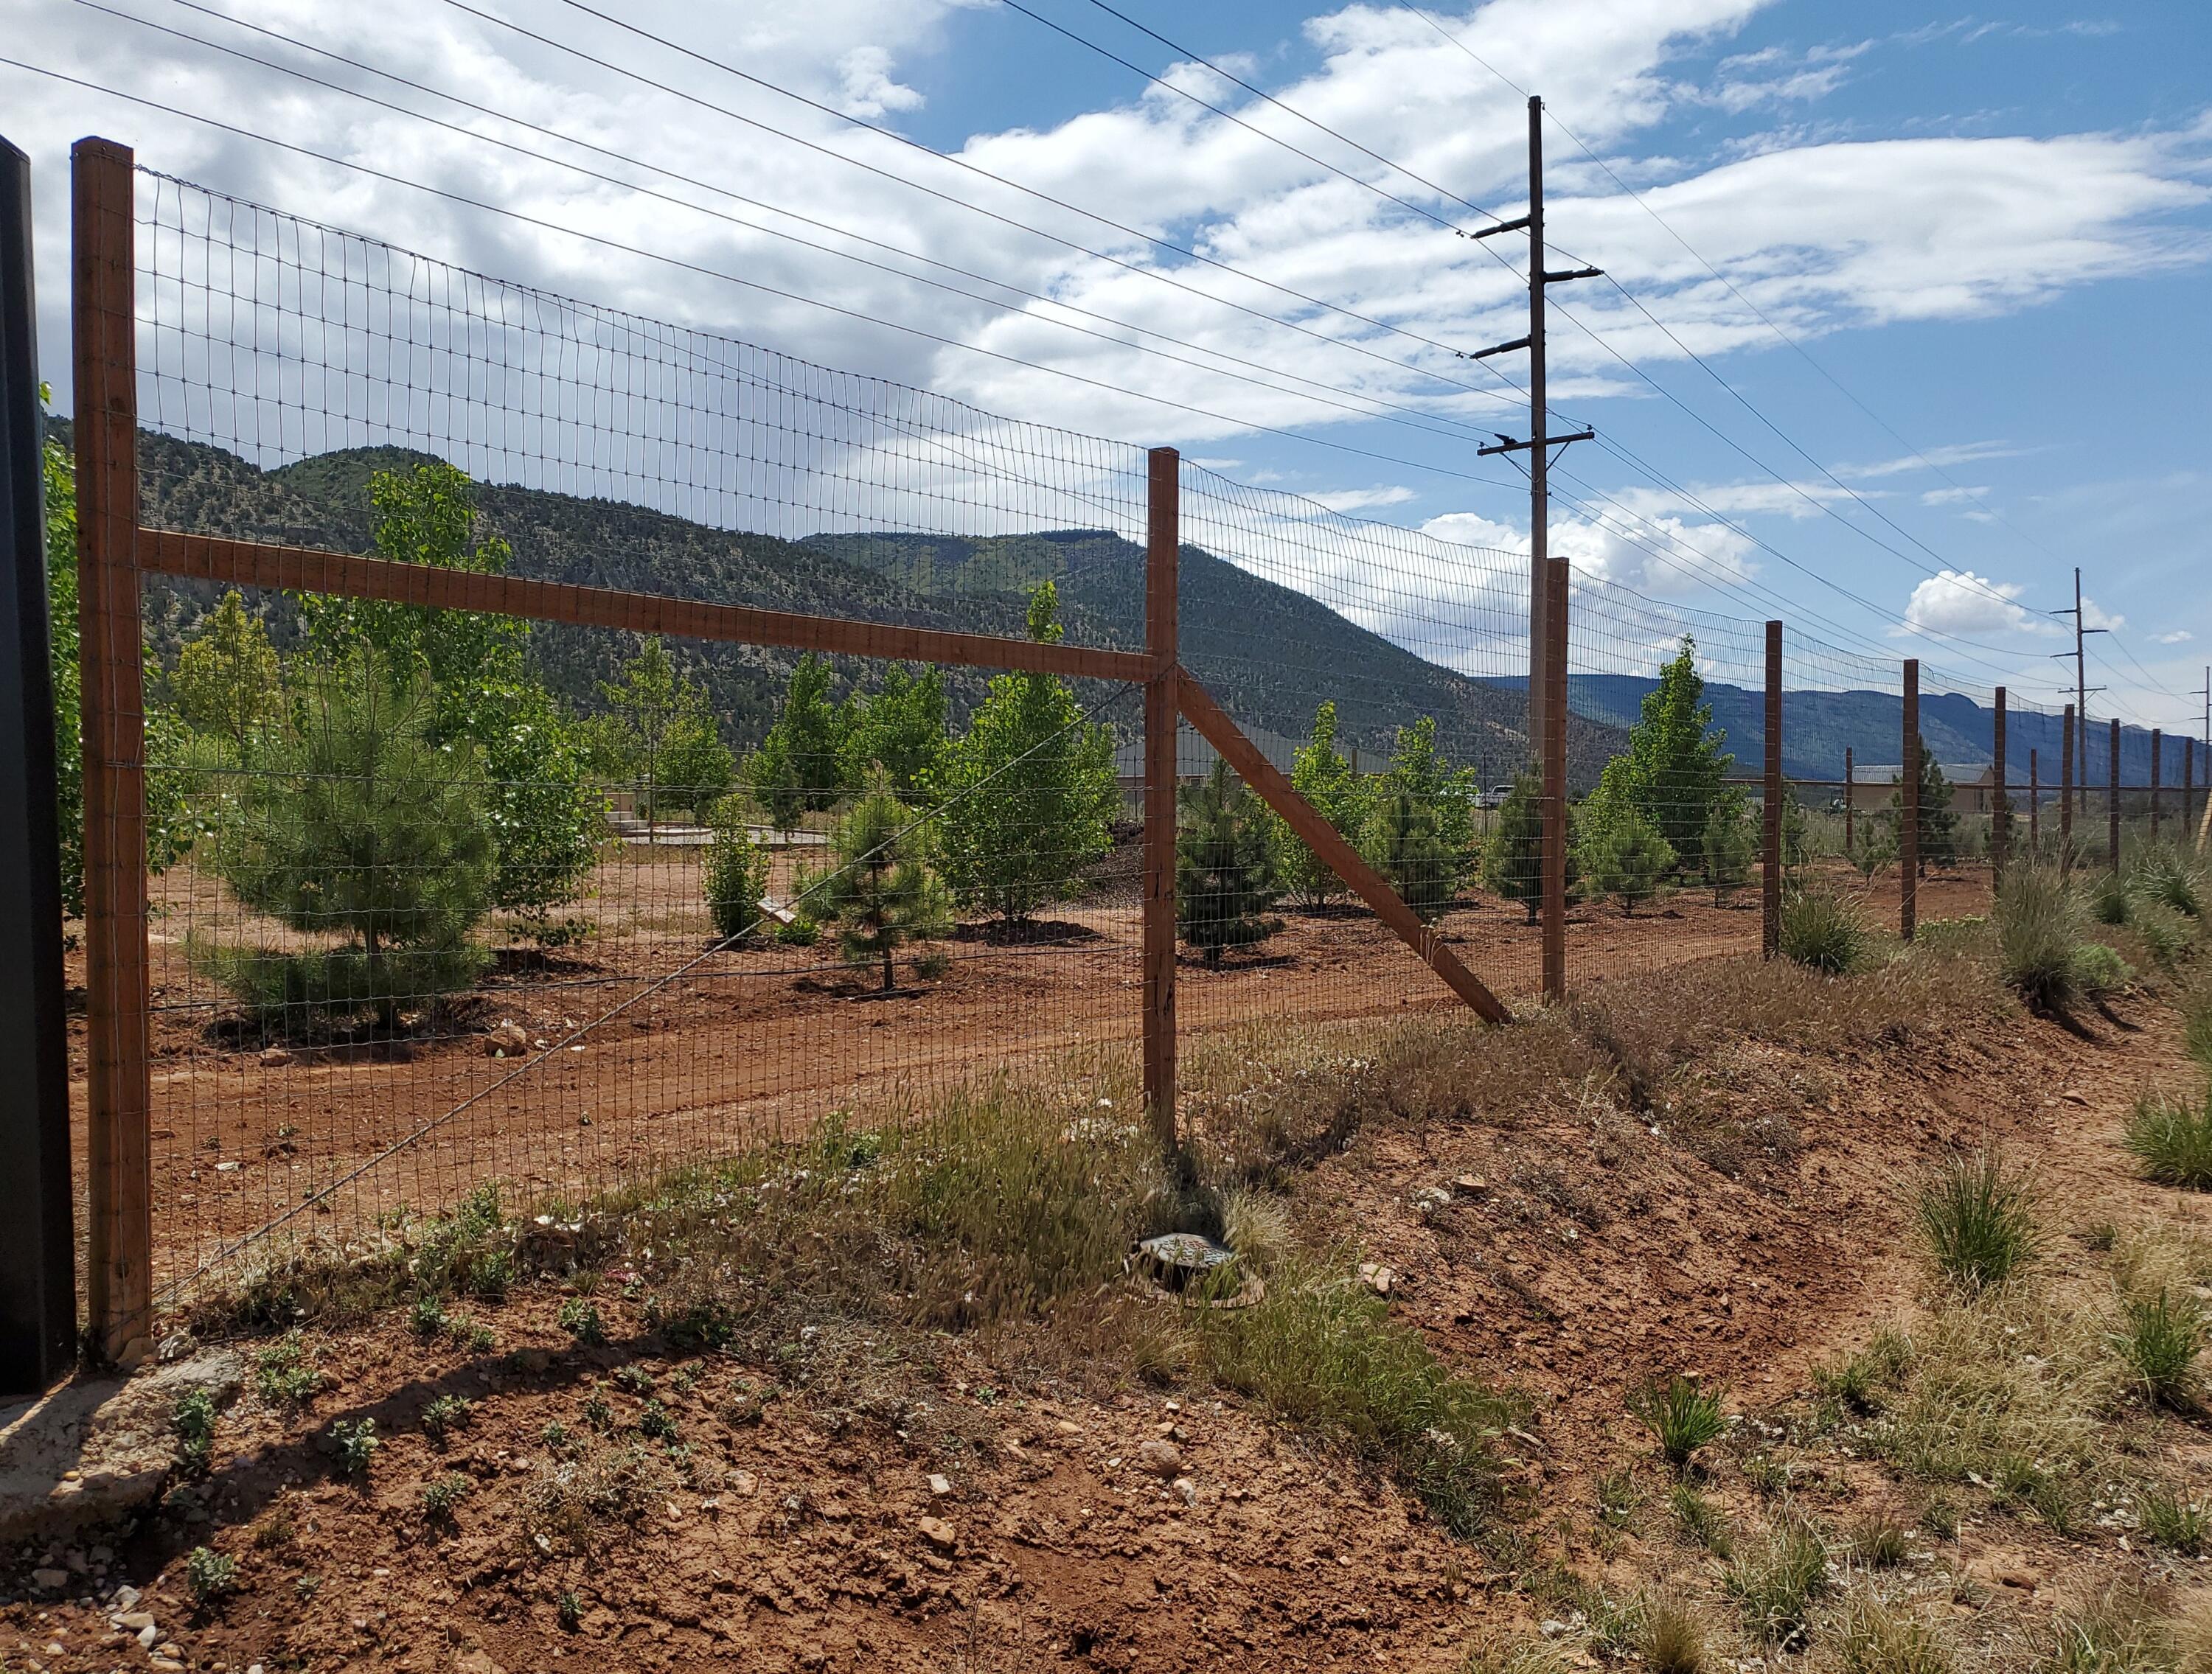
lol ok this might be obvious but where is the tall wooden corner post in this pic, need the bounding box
[1,133,77,1395]
[1761,621,1782,958]
[2150,729,2163,843]
[1991,687,2008,887]
[1141,446,1178,1155]
[2108,717,2122,872]
[1901,659,1919,942]
[75,138,153,1364]
[2060,703,2075,860]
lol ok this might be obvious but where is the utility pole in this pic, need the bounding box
[2049,566,2107,827]
[1471,93,1599,1002]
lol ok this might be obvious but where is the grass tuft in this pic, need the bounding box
[1725,1517,1829,1647]
[1629,1374,1728,1469]
[2138,1479,2211,1555]
[1779,887,1873,975]
[1636,1597,1708,1674]
[2126,1087,2212,1190]
[1995,867,2087,1010]
[2039,1587,2176,1674]
[2116,1287,2205,1406]
[1846,1514,1912,1569]
[1669,1482,1733,1556]
[1911,1148,2042,1291]
[1836,1594,1955,1674]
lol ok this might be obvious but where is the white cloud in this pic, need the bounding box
[1307,484,1417,512]
[2081,597,2126,631]
[1841,441,2034,479]
[1898,568,2053,636]
[1919,485,1990,506]
[835,46,925,119]
[2152,629,2194,644]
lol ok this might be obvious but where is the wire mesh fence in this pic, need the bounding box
[57,153,2209,1327]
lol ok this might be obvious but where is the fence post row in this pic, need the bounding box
[1141,447,1178,1154]
[2029,748,2039,850]
[1900,659,1919,942]
[74,138,154,1365]
[1,133,77,1396]
[1761,621,1781,959]
[2152,728,2163,842]
[2109,717,2122,871]
[1991,686,2008,885]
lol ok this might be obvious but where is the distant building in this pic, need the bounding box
[1113,718,1302,791]
[1848,761,1999,815]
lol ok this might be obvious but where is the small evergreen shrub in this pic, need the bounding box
[186,1545,237,1607]
[702,795,771,941]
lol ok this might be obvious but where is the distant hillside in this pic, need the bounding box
[114,433,1632,781]
[1548,672,2186,786]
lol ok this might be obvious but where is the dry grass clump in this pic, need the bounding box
[1779,886,1875,975]
[1635,1596,1710,1674]
[2039,1586,2178,1674]
[1995,866,2091,1011]
[2126,1086,2212,1190]
[1859,1288,2120,1526]
[522,1434,672,1552]
[1834,1593,1955,1674]
[1459,1633,1571,1674]
[2115,1288,2207,1407]
[1726,1516,1830,1647]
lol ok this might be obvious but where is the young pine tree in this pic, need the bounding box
[1589,635,1733,864]
[1700,792,1754,904]
[205,648,495,1029]
[813,781,952,993]
[743,653,850,827]
[936,582,1118,927]
[1178,759,1285,963]
[702,794,771,942]
[1274,700,1371,908]
[1479,772,1546,924]
[1368,789,1458,922]
[1581,801,1677,916]
[1888,738,1958,871]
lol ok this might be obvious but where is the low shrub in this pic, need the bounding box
[2074,941,2135,1000]
[330,1417,379,1476]
[2124,1087,2212,1190]
[1911,1148,2042,1290]
[2132,903,2193,970]
[421,1472,470,1520]
[173,1387,218,1476]
[421,1394,472,1441]
[1778,887,1872,975]
[253,1333,319,1406]
[185,1544,237,1608]
[1629,1374,1728,1468]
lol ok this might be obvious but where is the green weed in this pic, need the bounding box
[1912,1149,2042,1290]
[2126,1088,2212,1190]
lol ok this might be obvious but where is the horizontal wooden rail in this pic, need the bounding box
[1176,670,1512,1025]
[142,529,1153,683]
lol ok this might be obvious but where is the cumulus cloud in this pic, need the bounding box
[1308,485,1417,512]
[835,46,925,119]
[2152,629,2194,644]
[1898,568,2052,636]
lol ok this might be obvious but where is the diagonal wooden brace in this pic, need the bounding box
[1175,670,1512,1025]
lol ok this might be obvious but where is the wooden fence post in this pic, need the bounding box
[1762,621,1781,958]
[2060,705,2074,859]
[1843,746,1854,857]
[1992,686,2008,887]
[1142,447,1178,1154]
[1540,556,1568,1002]
[73,137,152,1363]
[2188,739,2197,848]
[2030,748,2039,851]
[2109,717,2122,872]
[1901,660,1919,942]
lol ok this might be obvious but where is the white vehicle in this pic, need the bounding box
[1475,784,1517,810]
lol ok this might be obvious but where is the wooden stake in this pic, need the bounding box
[1901,660,1919,941]
[1992,686,2008,886]
[1762,621,1781,958]
[1141,447,1178,1154]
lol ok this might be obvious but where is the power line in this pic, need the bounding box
[0,54,1537,489]
[86,0,1535,458]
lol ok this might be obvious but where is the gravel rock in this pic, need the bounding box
[1137,1439,1182,1478]
[914,1514,957,1552]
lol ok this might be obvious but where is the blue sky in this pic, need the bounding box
[6,0,2208,725]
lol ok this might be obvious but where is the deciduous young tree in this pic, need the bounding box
[1581,801,1677,916]
[936,582,1118,927]
[42,389,193,916]
[595,637,733,834]
[813,780,951,993]
[742,652,849,827]
[298,463,602,936]
[1591,635,1734,864]
[701,794,771,942]
[1275,700,1371,908]
[202,647,494,1030]
[1375,715,1478,885]
[836,663,950,802]
[1178,758,1284,963]
[173,590,283,750]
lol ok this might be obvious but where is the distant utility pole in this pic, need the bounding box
[2049,565,2107,825]
[1470,93,1600,1001]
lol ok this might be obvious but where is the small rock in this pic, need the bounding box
[1452,1175,1488,1196]
[1138,1439,1182,1478]
[484,1020,530,1057]
[512,1347,551,1375]
[159,1639,183,1656]
[138,1623,159,1650]
[729,1471,757,1497]
[1172,1476,1197,1506]
[1357,1262,1394,1296]
[31,1567,67,1590]
[926,1474,951,1497]
[215,1160,242,1173]
[257,1047,292,1067]
[914,1515,957,1552]
[112,1585,140,1611]
[119,1611,156,1631]
[1054,1420,1083,1437]
[1411,1186,1451,1218]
